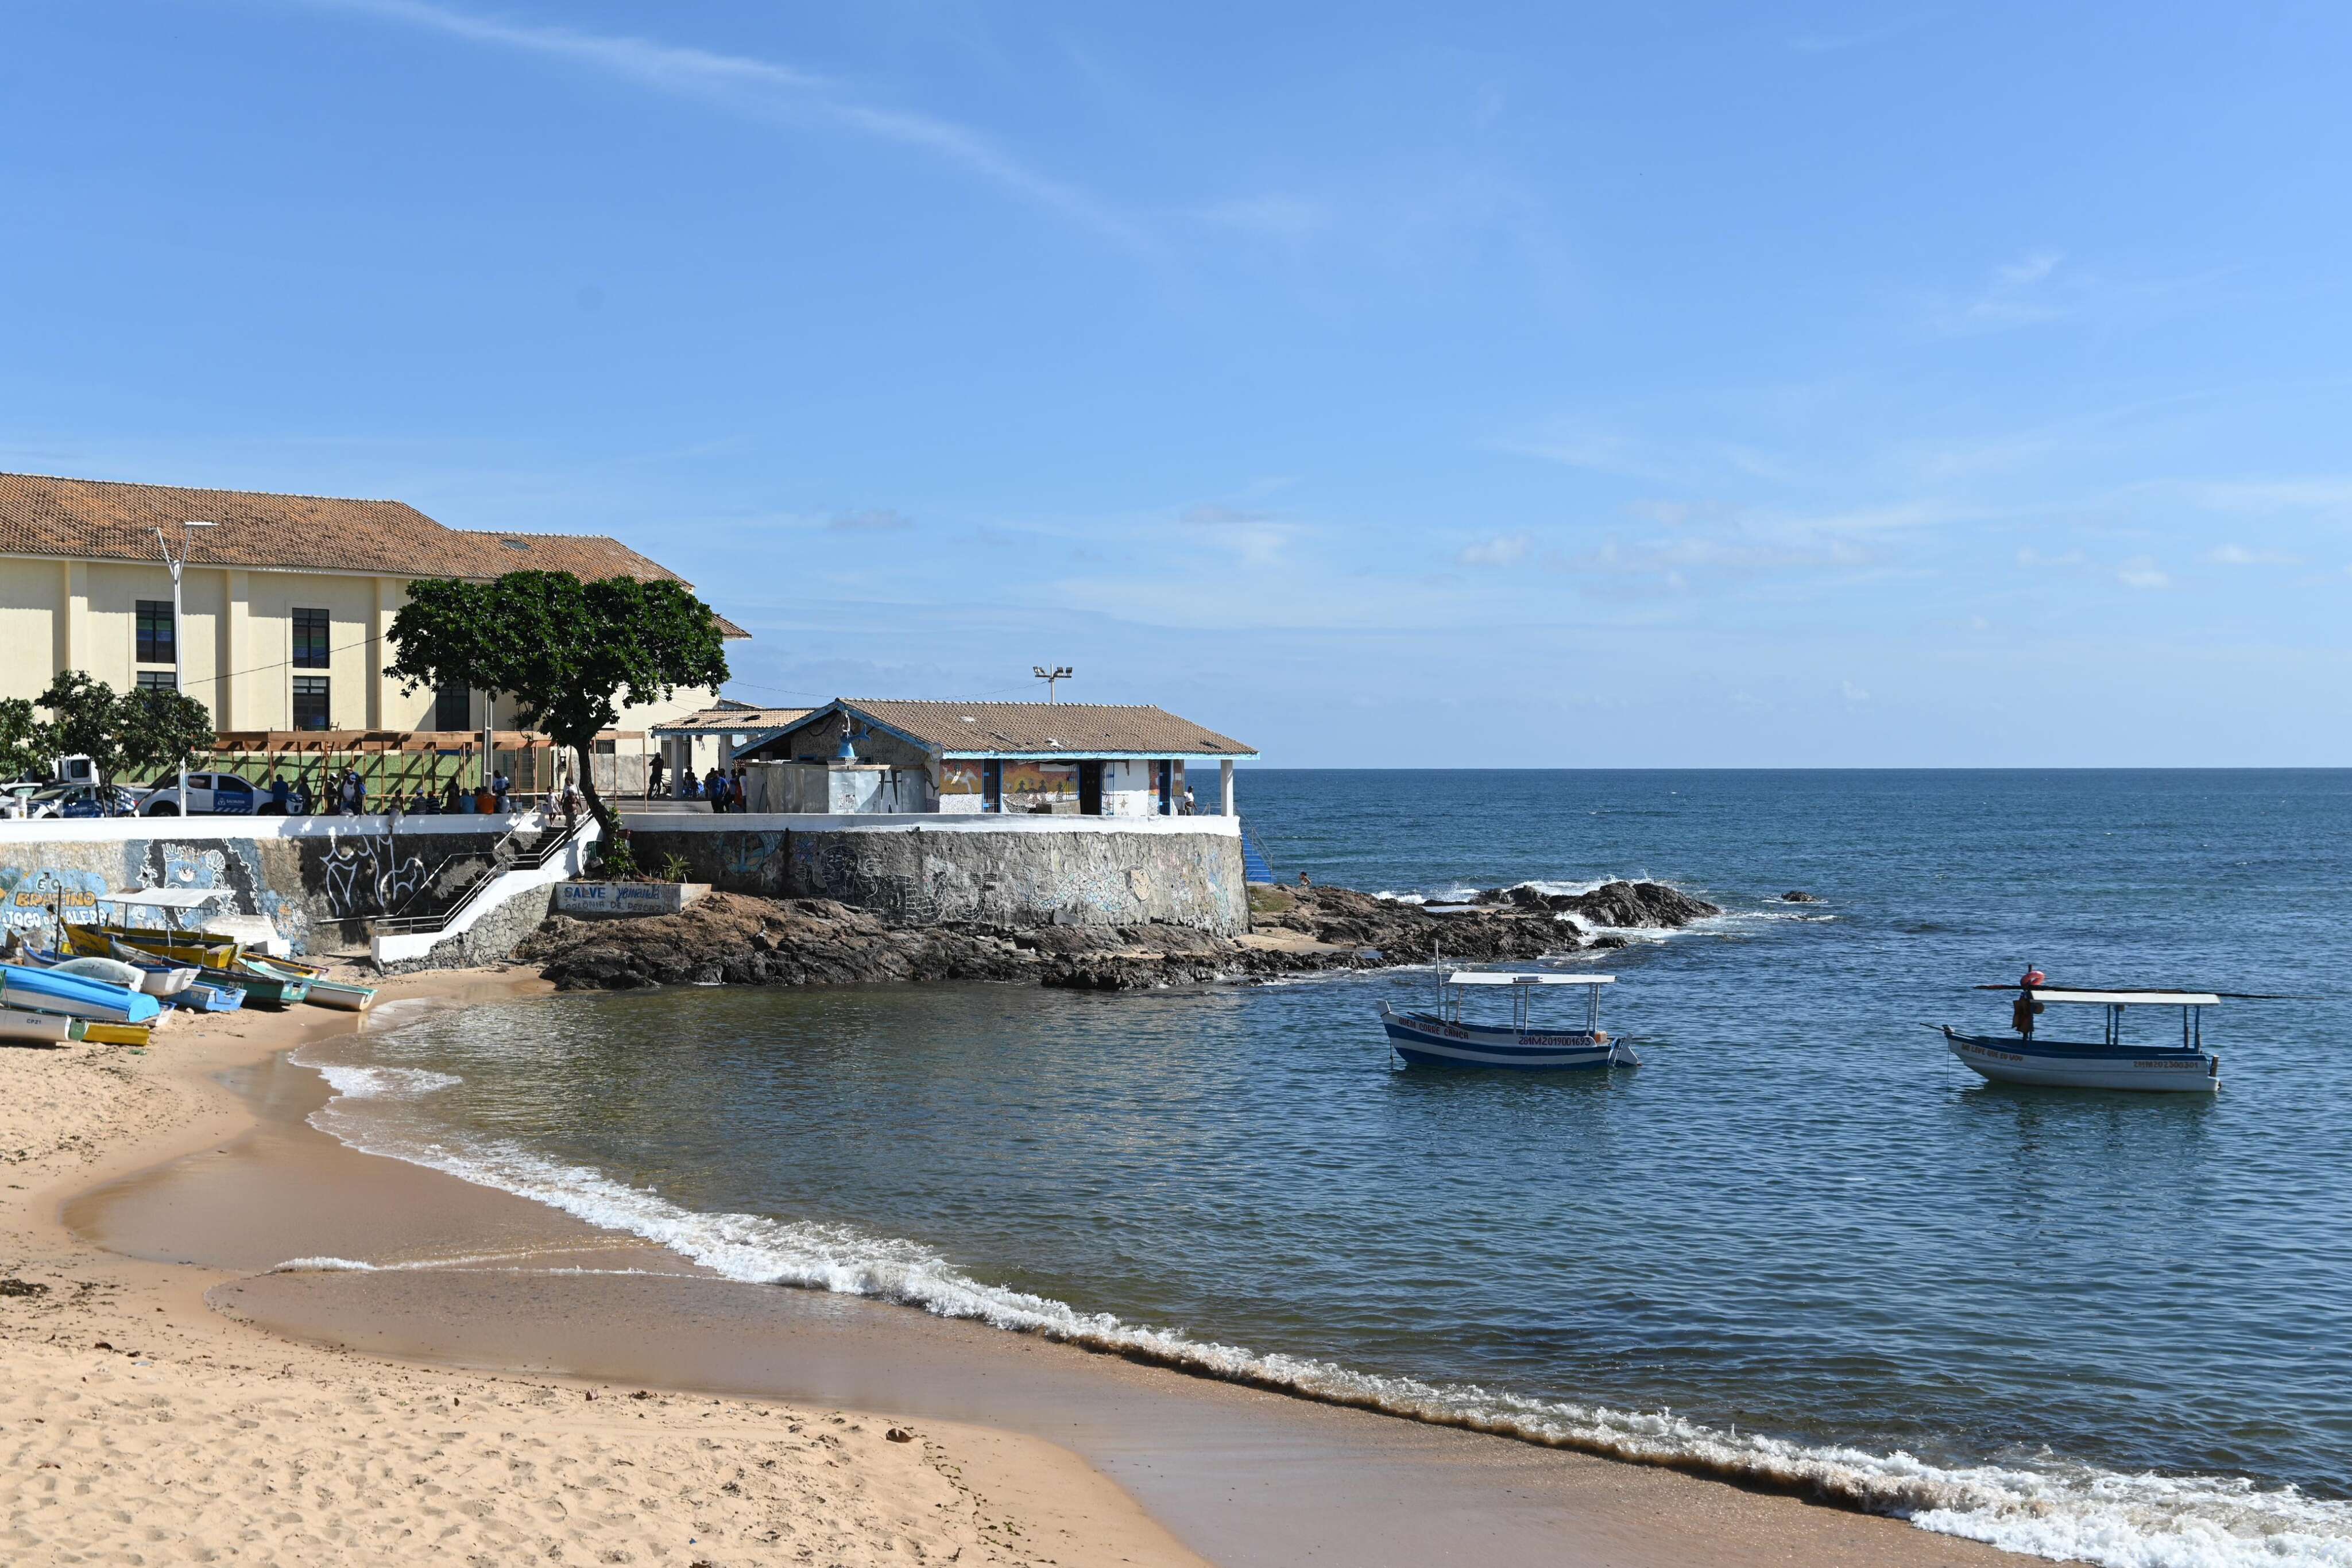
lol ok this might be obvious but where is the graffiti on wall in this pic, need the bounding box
[318,831,431,919]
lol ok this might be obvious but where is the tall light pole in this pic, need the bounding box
[156,520,215,816]
[1032,665,1073,703]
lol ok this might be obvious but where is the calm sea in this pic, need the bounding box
[304,771,2352,1567]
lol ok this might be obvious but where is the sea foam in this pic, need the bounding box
[296,1054,2352,1568]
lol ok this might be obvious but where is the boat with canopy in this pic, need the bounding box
[1938,985,2229,1092]
[1378,969,1636,1070]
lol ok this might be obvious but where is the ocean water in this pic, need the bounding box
[303,771,2352,1567]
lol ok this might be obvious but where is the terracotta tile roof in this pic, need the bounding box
[0,471,747,635]
[653,703,811,734]
[833,699,1256,758]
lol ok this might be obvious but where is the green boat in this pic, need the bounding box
[203,957,310,1009]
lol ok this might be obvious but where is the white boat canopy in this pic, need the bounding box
[98,888,231,911]
[2029,989,2222,1007]
[1446,971,1615,986]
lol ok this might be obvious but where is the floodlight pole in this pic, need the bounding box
[1032,665,1073,703]
[157,521,215,816]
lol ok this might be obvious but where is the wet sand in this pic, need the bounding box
[56,993,2027,1568]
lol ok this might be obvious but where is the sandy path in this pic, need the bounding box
[0,973,1203,1567]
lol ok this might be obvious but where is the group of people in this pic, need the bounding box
[261,769,518,817]
[647,753,748,812]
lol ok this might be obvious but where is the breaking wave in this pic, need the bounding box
[293,1048,2352,1568]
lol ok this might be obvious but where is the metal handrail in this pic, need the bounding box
[368,811,593,935]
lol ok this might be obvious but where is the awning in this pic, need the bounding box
[98,888,233,911]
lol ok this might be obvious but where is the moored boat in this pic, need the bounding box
[0,962,163,1024]
[70,922,239,970]
[243,955,374,1012]
[0,1008,85,1045]
[1938,984,2226,1093]
[1379,970,1636,1070]
[206,958,309,1009]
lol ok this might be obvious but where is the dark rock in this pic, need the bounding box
[1554,880,1720,928]
[1781,890,1821,903]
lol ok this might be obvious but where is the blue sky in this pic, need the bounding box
[5,2,2348,765]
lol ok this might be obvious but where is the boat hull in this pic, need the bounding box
[0,963,162,1024]
[1943,1028,2218,1093]
[1380,1004,1638,1070]
[0,1007,83,1044]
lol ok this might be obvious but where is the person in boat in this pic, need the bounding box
[2013,966,2047,1039]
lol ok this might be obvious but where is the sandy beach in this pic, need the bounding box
[3,966,2029,1567]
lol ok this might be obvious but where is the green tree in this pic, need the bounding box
[28,672,217,810]
[384,571,729,834]
[121,685,220,795]
[0,697,42,781]
[36,671,134,791]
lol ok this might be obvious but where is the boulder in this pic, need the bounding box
[1781,891,1821,903]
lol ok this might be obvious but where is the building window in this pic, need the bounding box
[434,683,470,731]
[292,676,331,730]
[136,601,175,665]
[136,669,177,693]
[292,608,331,669]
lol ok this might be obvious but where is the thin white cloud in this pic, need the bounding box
[1457,533,1531,567]
[2172,478,2352,513]
[2210,544,2301,566]
[1926,249,2070,335]
[304,0,1153,253]
[2118,556,2170,590]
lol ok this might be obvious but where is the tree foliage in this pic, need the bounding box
[15,672,216,802]
[384,571,729,832]
[0,697,44,782]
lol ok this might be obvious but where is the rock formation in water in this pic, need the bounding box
[1468,879,1723,927]
[517,878,1721,995]
[1781,890,1821,903]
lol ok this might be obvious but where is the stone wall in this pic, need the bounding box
[0,816,537,956]
[619,815,1248,934]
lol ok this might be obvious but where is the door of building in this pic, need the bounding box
[1155,760,1174,815]
[983,760,1003,813]
[1078,761,1104,816]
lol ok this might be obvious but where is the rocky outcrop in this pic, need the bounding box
[519,878,1720,996]
[1469,879,1722,928]
[1781,891,1821,903]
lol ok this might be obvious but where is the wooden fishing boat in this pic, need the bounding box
[69,923,239,970]
[168,980,246,1013]
[100,941,200,996]
[204,958,309,1009]
[0,1008,84,1045]
[0,962,163,1024]
[1937,985,2226,1093]
[80,1020,153,1047]
[1378,970,1637,1070]
[243,955,374,1012]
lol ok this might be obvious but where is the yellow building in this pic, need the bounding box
[0,471,742,753]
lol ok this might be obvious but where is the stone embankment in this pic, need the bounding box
[516,878,1720,994]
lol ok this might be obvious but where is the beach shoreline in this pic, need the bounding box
[10,965,2029,1566]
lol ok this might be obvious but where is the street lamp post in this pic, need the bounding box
[157,520,215,815]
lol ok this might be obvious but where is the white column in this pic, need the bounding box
[1220,758,1235,816]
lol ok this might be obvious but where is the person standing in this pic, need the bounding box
[492,769,511,814]
[2013,965,2047,1040]
[647,752,668,802]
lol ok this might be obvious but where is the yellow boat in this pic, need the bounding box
[66,923,240,970]
[79,1020,153,1047]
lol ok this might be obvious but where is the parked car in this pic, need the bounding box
[24,782,141,818]
[0,780,46,819]
[136,771,259,816]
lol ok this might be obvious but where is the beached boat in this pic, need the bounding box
[205,958,309,1010]
[242,955,374,1012]
[0,1008,85,1045]
[69,922,239,970]
[1938,986,2226,1093]
[80,1020,153,1047]
[99,942,201,996]
[168,980,246,1013]
[0,962,162,1024]
[1379,970,1636,1070]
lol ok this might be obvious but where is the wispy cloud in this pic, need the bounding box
[1925,249,2071,335]
[828,507,914,532]
[1457,533,1531,567]
[305,0,1153,253]
[2118,555,2170,590]
[2209,544,2301,566]
[2171,477,2352,514]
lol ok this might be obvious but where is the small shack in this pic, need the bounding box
[734,699,1257,816]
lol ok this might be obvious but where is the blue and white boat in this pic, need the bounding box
[1939,986,2223,1093]
[1379,970,1637,1070]
[0,961,162,1024]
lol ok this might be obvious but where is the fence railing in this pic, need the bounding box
[368,810,592,936]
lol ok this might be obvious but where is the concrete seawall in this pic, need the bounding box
[0,815,540,955]
[619,814,1248,935]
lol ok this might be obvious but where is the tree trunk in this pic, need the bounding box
[570,738,616,838]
